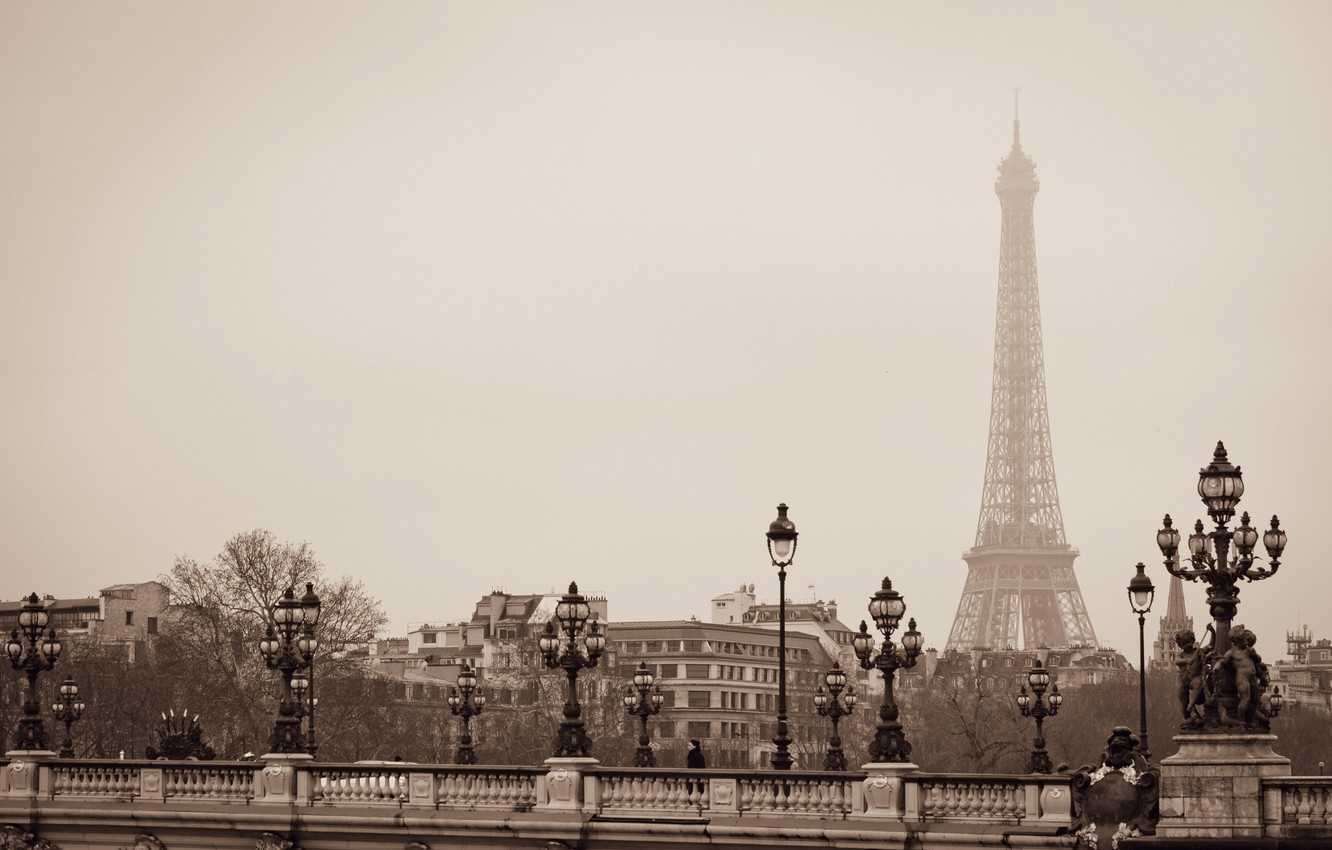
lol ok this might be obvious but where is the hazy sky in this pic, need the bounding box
[2,2,1329,662]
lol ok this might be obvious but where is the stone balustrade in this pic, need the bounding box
[1263,777,1332,837]
[0,755,1081,850]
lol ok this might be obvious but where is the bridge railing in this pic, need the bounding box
[1263,777,1332,837]
[3,756,1071,826]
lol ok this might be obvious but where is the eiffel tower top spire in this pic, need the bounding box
[1013,87,1021,146]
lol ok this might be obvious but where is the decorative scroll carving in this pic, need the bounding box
[132,835,166,850]
[1070,727,1159,848]
[0,826,56,850]
[255,833,295,850]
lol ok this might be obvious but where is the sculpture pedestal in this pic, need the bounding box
[859,761,918,818]
[1157,733,1290,840]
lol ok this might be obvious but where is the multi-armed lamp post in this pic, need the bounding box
[764,503,797,770]
[1156,442,1287,728]
[813,661,856,771]
[623,661,665,767]
[852,578,922,763]
[52,676,85,758]
[538,582,605,758]
[447,662,486,764]
[298,582,321,756]
[5,592,62,751]
[1016,660,1062,773]
[1127,562,1156,758]
[259,583,321,755]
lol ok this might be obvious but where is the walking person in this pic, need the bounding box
[687,739,706,769]
[686,738,706,799]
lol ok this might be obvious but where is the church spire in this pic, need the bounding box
[1153,555,1193,668]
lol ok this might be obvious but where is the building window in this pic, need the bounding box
[685,664,710,679]
[687,721,711,739]
[146,617,158,635]
[422,633,437,644]
[125,611,134,626]
[683,640,703,652]
[687,690,711,708]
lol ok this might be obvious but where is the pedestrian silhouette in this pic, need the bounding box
[687,739,705,769]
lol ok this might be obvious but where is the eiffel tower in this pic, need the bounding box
[945,110,1099,652]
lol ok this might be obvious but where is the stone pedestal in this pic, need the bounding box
[859,761,918,819]
[1158,733,1290,840]
[536,757,598,812]
[1,750,55,798]
[255,752,314,803]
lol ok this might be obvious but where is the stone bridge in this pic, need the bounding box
[1,754,1075,850]
[2,750,1331,849]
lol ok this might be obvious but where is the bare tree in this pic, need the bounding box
[159,529,388,758]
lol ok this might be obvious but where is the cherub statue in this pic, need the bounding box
[1174,627,1210,728]
[1213,624,1269,728]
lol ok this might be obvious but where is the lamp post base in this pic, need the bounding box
[823,745,848,772]
[10,718,49,753]
[554,721,593,759]
[268,716,306,754]
[1027,741,1054,774]
[868,722,913,764]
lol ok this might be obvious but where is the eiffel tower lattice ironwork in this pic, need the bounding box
[945,112,1099,652]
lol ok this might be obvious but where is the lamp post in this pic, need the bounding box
[538,582,606,758]
[765,503,797,770]
[447,662,486,764]
[1016,659,1062,773]
[813,661,856,771]
[5,592,62,751]
[52,676,84,758]
[1127,562,1155,758]
[1156,442,1287,728]
[852,578,922,763]
[299,582,321,756]
[259,585,319,755]
[623,661,665,767]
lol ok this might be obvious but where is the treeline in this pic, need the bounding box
[3,530,1327,771]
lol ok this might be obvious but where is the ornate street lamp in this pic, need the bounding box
[1127,562,1155,758]
[765,502,798,770]
[259,585,319,755]
[52,676,85,758]
[299,582,321,756]
[1156,442,1287,729]
[538,582,605,758]
[447,661,487,764]
[1016,660,1062,773]
[623,661,665,767]
[813,661,857,771]
[5,592,62,751]
[852,578,922,763]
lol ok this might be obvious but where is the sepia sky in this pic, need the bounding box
[2,2,1330,663]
